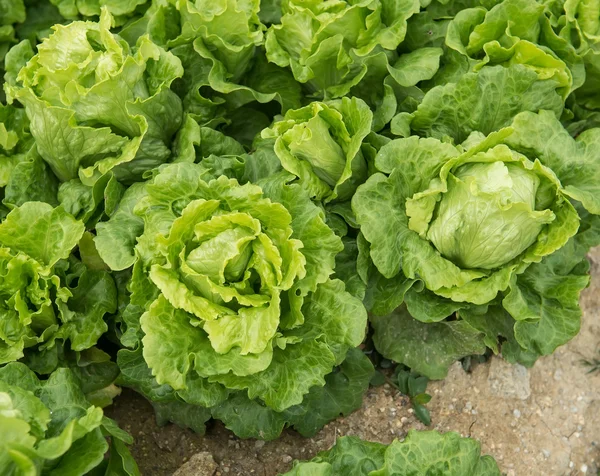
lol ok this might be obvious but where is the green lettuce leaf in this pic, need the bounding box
[371,306,486,379]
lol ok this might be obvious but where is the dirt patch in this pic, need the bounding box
[107,250,600,476]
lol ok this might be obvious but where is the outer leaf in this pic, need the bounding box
[213,340,336,412]
[285,348,374,437]
[501,210,600,363]
[212,393,287,440]
[387,47,443,87]
[95,184,147,271]
[371,307,486,379]
[56,269,117,351]
[152,400,211,435]
[0,202,84,268]
[405,65,564,142]
[506,110,600,214]
[116,347,175,403]
[213,348,373,440]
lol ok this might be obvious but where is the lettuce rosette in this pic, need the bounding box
[119,0,302,135]
[353,110,600,378]
[265,0,420,98]
[265,0,434,130]
[5,8,184,186]
[96,160,370,438]
[0,362,138,475]
[262,96,374,204]
[0,202,119,383]
[442,0,582,94]
[391,0,585,141]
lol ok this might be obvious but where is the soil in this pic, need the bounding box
[107,249,600,476]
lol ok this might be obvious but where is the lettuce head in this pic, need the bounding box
[353,110,600,377]
[390,0,586,140]
[117,0,302,136]
[95,158,370,438]
[263,96,373,203]
[0,201,118,376]
[5,9,184,186]
[265,0,420,98]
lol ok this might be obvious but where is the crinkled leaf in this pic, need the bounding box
[371,306,486,379]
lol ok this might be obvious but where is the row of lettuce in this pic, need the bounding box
[1,0,600,474]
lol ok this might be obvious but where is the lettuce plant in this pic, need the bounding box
[391,0,586,142]
[263,97,372,203]
[95,160,369,437]
[0,202,117,374]
[265,0,420,98]
[443,0,583,92]
[264,0,433,131]
[131,0,265,84]
[281,430,500,475]
[6,9,184,185]
[353,110,600,377]
[0,362,138,475]
[119,0,302,136]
